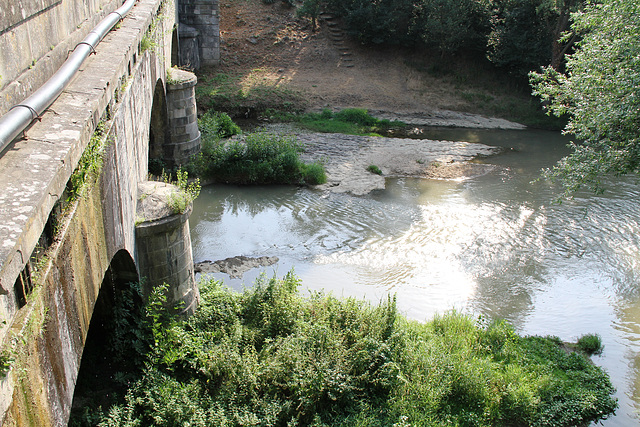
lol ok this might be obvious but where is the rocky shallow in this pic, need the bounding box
[297,131,503,195]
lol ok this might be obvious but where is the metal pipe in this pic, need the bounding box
[0,0,137,155]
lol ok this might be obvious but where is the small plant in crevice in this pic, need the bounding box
[0,347,14,379]
[67,121,108,203]
[367,164,383,175]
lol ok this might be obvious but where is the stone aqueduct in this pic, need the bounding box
[0,0,218,424]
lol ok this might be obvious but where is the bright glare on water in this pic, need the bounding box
[190,128,640,426]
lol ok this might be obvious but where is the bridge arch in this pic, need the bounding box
[149,78,170,175]
[71,249,140,416]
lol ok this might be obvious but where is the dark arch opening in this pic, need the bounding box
[148,79,170,176]
[172,25,180,67]
[69,250,141,422]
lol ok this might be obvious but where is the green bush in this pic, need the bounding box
[300,161,327,185]
[334,108,378,126]
[411,0,491,53]
[576,333,604,355]
[199,110,241,139]
[92,273,616,427]
[193,131,327,185]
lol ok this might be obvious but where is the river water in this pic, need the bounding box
[190,128,640,425]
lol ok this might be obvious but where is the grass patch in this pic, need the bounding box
[196,71,308,118]
[191,111,326,185]
[72,273,617,426]
[265,107,406,136]
[160,168,201,215]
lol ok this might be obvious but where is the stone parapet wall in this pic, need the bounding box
[0,0,123,116]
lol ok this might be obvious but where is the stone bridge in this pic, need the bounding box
[0,0,218,424]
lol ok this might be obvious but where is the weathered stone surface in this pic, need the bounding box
[165,68,201,168]
[0,0,123,115]
[178,0,220,66]
[196,256,280,279]
[136,181,199,316]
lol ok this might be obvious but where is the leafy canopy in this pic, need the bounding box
[530,0,640,196]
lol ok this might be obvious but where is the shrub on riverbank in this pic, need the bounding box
[89,273,616,426]
[192,111,326,185]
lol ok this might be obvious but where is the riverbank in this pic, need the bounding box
[201,0,558,129]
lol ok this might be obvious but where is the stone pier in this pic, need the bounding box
[135,181,199,315]
[166,68,201,169]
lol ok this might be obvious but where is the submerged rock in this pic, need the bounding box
[195,255,279,278]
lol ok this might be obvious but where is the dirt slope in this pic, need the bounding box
[213,0,525,127]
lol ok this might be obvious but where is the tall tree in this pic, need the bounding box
[530,0,640,196]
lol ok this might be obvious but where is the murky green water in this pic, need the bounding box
[191,128,640,425]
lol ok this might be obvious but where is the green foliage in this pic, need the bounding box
[411,0,491,53]
[296,0,322,29]
[486,0,557,75]
[91,273,616,426]
[193,130,327,185]
[199,110,242,140]
[328,0,416,45]
[68,281,152,426]
[165,168,201,214]
[576,333,603,355]
[323,0,568,74]
[0,348,14,379]
[140,34,157,53]
[367,164,383,175]
[300,161,327,185]
[68,122,107,202]
[530,0,640,196]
